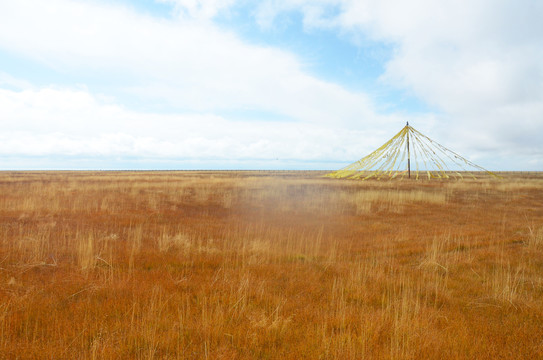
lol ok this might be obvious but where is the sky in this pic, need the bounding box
[1,0,542,170]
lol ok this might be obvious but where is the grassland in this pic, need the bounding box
[0,171,542,359]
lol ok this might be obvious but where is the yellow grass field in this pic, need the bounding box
[1,171,542,359]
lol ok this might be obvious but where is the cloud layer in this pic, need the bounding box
[0,0,378,125]
[255,0,543,155]
[0,0,542,170]
[0,87,380,168]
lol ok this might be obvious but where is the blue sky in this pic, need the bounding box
[1,0,542,170]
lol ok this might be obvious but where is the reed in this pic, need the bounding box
[0,171,542,359]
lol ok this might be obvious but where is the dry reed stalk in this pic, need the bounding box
[0,171,542,359]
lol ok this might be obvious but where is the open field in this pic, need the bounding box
[0,171,542,359]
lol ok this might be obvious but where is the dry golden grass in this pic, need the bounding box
[0,171,543,359]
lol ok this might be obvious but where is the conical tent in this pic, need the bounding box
[326,123,499,180]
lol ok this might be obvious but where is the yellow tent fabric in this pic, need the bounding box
[325,123,499,180]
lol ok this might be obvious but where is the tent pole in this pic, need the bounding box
[406,122,411,179]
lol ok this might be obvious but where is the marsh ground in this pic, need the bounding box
[0,171,542,359]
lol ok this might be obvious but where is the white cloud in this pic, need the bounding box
[1,83,534,169]
[0,86,383,164]
[256,0,543,113]
[0,0,381,127]
[255,0,543,166]
[0,0,541,169]
[0,72,35,90]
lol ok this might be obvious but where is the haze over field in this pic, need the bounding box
[1,0,542,170]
